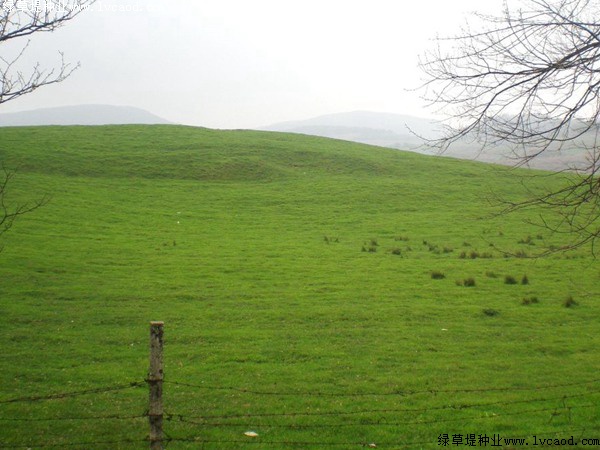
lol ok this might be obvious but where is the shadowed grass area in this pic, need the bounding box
[0,125,597,449]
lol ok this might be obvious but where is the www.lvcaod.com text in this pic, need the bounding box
[438,434,600,447]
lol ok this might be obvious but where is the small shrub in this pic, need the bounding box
[483,308,499,317]
[469,251,480,259]
[458,251,467,259]
[563,296,578,308]
[463,277,476,287]
[363,240,378,252]
[504,275,518,285]
[390,248,402,256]
[522,296,539,305]
[521,274,529,285]
[431,271,446,280]
[485,271,498,278]
[395,235,409,242]
[443,246,453,254]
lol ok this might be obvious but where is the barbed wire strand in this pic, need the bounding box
[166,388,600,420]
[0,381,145,405]
[0,413,147,422]
[167,402,597,429]
[165,437,403,447]
[0,438,147,449]
[0,400,593,431]
[165,377,600,397]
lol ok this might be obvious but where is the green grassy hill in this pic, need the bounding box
[0,125,598,449]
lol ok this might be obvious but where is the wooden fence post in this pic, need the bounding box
[149,321,164,450]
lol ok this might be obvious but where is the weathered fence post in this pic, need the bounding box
[148,321,164,450]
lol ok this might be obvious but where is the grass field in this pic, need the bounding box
[0,125,598,449]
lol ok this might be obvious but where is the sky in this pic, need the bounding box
[2,0,504,129]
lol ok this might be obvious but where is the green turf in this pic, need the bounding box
[0,125,598,449]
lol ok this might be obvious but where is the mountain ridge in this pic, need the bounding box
[0,104,172,127]
[259,110,593,171]
[259,110,439,149]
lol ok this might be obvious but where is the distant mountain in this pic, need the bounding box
[260,111,595,171]
[0,104,172,126]
[260,111,439,150]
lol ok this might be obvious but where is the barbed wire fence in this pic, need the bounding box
[0,322,598,449]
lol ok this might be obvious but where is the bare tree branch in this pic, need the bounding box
[0,0,95,105]
[0,0,95,249]
[420,0,600,252]
[0,165,50,251]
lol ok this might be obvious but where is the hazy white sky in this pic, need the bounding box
[3,0,504,128]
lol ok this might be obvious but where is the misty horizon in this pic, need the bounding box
[0,0,503,129]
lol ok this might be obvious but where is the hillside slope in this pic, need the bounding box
[0,125,597,448]
[0,124,481,182]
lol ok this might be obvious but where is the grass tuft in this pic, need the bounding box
[522,296,539,305]
[463,277,476,287]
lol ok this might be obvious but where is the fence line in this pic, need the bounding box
[1,386,597,447]
[1,322,599,449]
